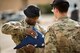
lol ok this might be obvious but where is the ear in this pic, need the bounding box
[55,8,59,13]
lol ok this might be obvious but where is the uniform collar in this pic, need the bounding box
[54,16,68,21]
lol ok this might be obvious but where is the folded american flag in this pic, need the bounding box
[14,27,44,49]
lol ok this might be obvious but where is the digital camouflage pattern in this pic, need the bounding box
[45,17,80,53]
[1,19,45,53]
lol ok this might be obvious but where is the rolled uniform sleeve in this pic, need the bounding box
[45,27,57,53]
[1,21,26,35]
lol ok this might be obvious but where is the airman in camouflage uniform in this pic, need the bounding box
[1,5,45,53]
[45,0,80,53]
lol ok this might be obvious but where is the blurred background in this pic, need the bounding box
[0,0,80,53]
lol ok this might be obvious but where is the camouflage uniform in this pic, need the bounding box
[1,20,45,53]
[45,17,80,53]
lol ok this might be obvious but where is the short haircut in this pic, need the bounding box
[74,3,77,8]
[51,0,69,13]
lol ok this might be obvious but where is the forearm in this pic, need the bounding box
[1,23,12,35]
[11,26,26,35]
[1,22,26,35]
